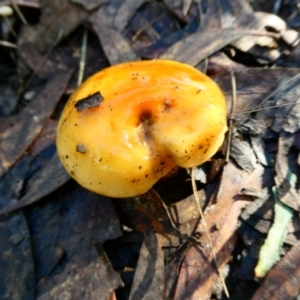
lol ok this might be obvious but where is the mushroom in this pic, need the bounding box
[56,60,227,198]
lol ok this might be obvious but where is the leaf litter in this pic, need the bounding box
[255,184,294,278]
[128,227,164,300]
[1,0,300,299]
[252,239,300,300]
[34,185,123,299]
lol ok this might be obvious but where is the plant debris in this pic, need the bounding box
[1,0,300,299]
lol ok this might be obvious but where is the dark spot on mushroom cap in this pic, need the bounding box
[74,91,104,112]
[163,98,173,111]
[137,109,154,142]
[139,109,153,124]
[76,143,86,153]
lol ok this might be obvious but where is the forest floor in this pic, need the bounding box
[1,0,300,299]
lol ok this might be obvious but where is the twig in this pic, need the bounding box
[191,167,229,298]
[3,15,17,37]
[131,14,165,42]
[10,0,27,24]
[0,40,16,48]
[230,101,300,116]
[225,71,236,162]
[77,29,88,87]
[183,0,193,16]
[272,0,282,15]
[228,71,300,130]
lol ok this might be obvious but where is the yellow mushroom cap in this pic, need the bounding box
[56,60,227,198]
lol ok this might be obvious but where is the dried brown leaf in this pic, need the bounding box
[0,152,70,215]
[0,69,73,178]
[0,210,35,300]
[38,245,122,300]
[252,240,300,300]
[27,203,64,280]
[29,119,57,155]
[237,119,267,136]
[71,0,107,11]
[230,134,256,172]
[215,68,295,115]
[18,43,56,78]
[195,0,253,31]
[114,0,147,32]
[37,186,122,299]
[164,240,194,299]
[0,158,35,300]
[129,227,164,300]
[164,0,199,23]
[174,161,264,299]
[279,42,300,68]
[198,0,222,30]
[241,187,300,246]
[169,193,201,226]
[90,7,138,65]
[0,0,39,7]
[0,74,18,117]
[124,1,186,59]
[113,189,186,243]
[240,189,273,234]
[35,0,92,52]
[255,69,300,133]
[168,183,217,235]
[250,136,271,166]
[159,28,253,66]
[275,133,300,211]
[18,42,77,81]
[207,52,246,76]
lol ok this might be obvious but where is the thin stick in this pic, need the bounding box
[191,167,229,298]
[131,14,165,42]
[272,0,282,15]
[183,0,193,16]
[229,101,300,117]
[0,40,17,48]
[10,0,28,24]
[225,71,236,162]
[3,16,17,38]
[77,29,88,87]
[229,72,300,130]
